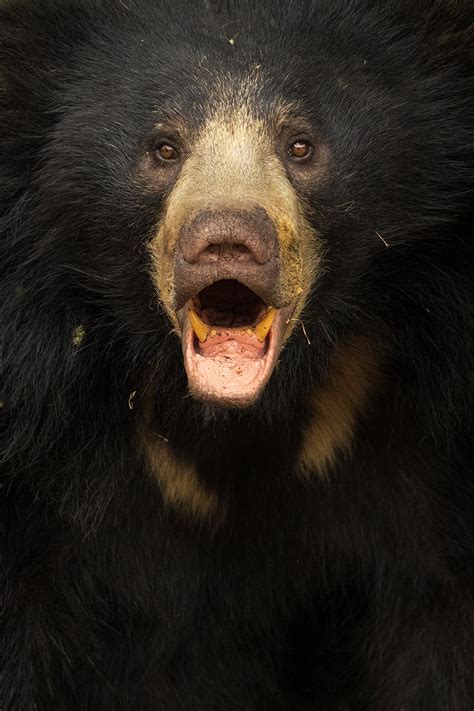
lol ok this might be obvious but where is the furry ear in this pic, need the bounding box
[0,2,80,229]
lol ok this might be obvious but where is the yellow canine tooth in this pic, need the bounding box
[188,310,210,343]
[255,307,277,343]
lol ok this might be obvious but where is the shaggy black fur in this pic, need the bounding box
[1,1,473,709]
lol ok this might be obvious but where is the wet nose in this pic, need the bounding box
[179,207,278,266]
[174,206,281,310]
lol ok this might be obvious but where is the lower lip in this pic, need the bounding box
[181,309,286,407]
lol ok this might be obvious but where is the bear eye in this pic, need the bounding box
[153,142,179,162]
[288,140,313,161]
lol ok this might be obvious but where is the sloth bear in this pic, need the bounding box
[0,0,473,709]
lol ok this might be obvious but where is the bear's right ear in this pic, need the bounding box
[0,1,95,205]
[0,3,56,121]
[0,3,55,208]
[0,1,95,101]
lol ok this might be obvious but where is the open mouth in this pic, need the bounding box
[180,280,293,406]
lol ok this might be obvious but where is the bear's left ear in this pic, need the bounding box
[0,0,98,207]
[0,4,58,164]
[0,1,93,102]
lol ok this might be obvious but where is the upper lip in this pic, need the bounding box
[173,256,283,312]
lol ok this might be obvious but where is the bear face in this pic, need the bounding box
[1,0,472,512]
[1,2,472,491]
[6,0,469,421]
[145,100,319,407]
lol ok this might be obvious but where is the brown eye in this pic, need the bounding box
[288,140,313,160]
[154,143,179,162]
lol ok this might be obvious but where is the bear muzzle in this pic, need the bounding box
[172,206,297,407]
[174,206,281,311]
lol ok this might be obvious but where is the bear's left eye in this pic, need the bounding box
[288,139,313,161]
[153,142,180,162]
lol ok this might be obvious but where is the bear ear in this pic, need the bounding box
[0,4,53,113]
[0,1,96,85]
[398,0,474,65]
[0,1,95,202]
[0,5,51,206]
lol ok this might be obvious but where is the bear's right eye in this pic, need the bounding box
[153,143,180,163]
[288,139,313,161]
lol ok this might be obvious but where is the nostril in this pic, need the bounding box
[179,208,277,266]
[202,243,253,262]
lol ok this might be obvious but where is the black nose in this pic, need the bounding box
[179,207,278,266]
[174,206,280,310]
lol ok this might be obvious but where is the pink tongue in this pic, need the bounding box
[198,329,265,359]
[183,321,272,406]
